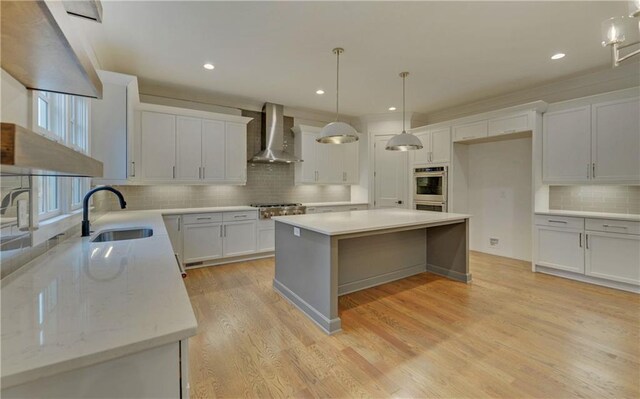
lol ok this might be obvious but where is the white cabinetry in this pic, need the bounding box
[136,105,252,184]
[140,111,177,181]
[223,220,257,257]
[293,125,359,185]
[163,215,183,263]
[453,120,487,142]
[91,71,139,184]
[488,113,529,137]
[453,111,533,143]
[534,214,640,291]
[412,127,451,165]
[257,219,275,252]
[183,220,224,263]
[542,95,640,184]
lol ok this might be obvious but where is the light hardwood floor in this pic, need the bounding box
[184,251,640,398]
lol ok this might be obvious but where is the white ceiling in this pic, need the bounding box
[77,1,631,116]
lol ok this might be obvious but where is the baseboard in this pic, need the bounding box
[185,252,273,269]
[426,264,473,283]
[338,263,427,295]
[272,279,342,335]
[535,265,640,294]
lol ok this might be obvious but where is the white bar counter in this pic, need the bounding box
[272,209,471,334]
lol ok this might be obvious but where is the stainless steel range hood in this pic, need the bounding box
[249,103,302,164]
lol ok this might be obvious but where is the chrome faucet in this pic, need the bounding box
[82,186,126,237]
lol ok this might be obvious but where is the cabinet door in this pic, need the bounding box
[452,120,487,142]
[488,113,529,137]
[536,226,584,273]
[163,215,183,262]
[542,106,591,183]
[320,144,344,183]
[223,221,257,257]
[591,97,640,183]
[140,112,176,180]
[183,223,223,263]
[297,132,319,183]
[202,119,226,181]
[585,231,640,285]
[176,116,202,181]
[343,142,359,183]
[430,127,451,163]
[224,122,247,182]
[412,130,430,165]
[257,228,275,252]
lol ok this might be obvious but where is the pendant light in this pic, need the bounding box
[386,72,423,151]
[317,48,359,144]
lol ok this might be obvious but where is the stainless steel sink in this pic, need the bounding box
[91,228,153,243]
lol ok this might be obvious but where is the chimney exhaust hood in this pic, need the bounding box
[249,103,302,164]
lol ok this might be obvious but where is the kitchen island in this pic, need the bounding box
[272,208,471,334]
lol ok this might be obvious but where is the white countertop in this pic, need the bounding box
[272,209,470,236]
[303,202,369,207]
[1,210,198,389]
[535,209,640,222]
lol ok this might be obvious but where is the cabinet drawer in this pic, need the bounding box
[586,218,640,235]
[223,211,257,222]
[183,213,222,225]
[488,113,529,136]
[453,121,488,142]
[535,215,584,229]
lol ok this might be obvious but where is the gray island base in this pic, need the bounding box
[272,209,471,334]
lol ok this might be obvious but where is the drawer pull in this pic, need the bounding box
[602,224,627,229]
[586,234,589,249]
[234,215,247,218]
[548,219,568,224]
[197,217,212,220]
[579,233,582,248]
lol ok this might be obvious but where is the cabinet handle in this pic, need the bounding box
[579,233,582,247]
[585,234,589,249]
[198,167,202,179]
[173,166,176,179]
[197,217,211,220]
[131,161,136,177]
[592,163,596,178]
[602,224,627,230]
[234,215,246,218]
[177,217,181,232]
[219,225,223,237]
[548,219,568,224]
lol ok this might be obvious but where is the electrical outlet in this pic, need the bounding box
[293,227,300,237]
[489,237,499,246]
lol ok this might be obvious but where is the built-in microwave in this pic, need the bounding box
[414,166,447,203]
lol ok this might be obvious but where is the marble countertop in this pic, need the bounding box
[303,202,369,207]
[272,209,470,236]
[535,210,640,222]
[1,211,198,389]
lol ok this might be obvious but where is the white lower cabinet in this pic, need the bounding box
[585,231,640,285]
[535,215,640,290]
[183,222,224,263]
[223,220,257,257]
[163,215,183,263]
[257,219,275,252]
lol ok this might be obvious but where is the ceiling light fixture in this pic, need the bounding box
[317,48,359,144]
[386,72,423,151]
[601,1,640,67]
[388,107,397,111]
[551,53,566,60]
[203,63,215,70]
[316,89,325,95]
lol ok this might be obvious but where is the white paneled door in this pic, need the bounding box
[202,119,226,181]
[374,135,408,208]
[542,106,591,183]
[140,111,176,180]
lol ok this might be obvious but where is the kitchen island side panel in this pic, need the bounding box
[273,221,340,333]
[426,219,471,282]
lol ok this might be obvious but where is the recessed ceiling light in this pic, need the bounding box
[203,63,215,70]
[551,53,566,60]
[316,89,325,95]
[388,107,397,111]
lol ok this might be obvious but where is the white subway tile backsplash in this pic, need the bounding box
[549,185,640,214]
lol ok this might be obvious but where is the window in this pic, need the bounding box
[32,91,91,219]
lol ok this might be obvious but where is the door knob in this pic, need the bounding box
[396,200,403,205]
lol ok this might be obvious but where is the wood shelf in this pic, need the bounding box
[1,0,102,98]
[1,123,103,177]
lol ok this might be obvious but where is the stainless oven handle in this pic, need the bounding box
[414,172,445,178]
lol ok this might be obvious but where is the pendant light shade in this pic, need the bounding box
[318,48,359,144]
[386,72,422,151]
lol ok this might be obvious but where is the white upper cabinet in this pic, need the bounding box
[591,97,640,183]
[412,127,450,165]
[202,119,226,182]
[176,116,202,181]
[542,93,640,184]
[542,106,592,183]
[487,113,529,137]
[140,111,177,180]
[293,125,359,185]
[224,122,248,182]
[136,105,251,184]
[452,120,487,142]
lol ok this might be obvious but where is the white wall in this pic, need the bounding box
[467,137,532,261]
[1,69,30,127]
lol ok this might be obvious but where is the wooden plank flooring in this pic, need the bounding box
[184,251,640,398]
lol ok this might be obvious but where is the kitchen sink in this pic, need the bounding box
[91,228,153,243]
